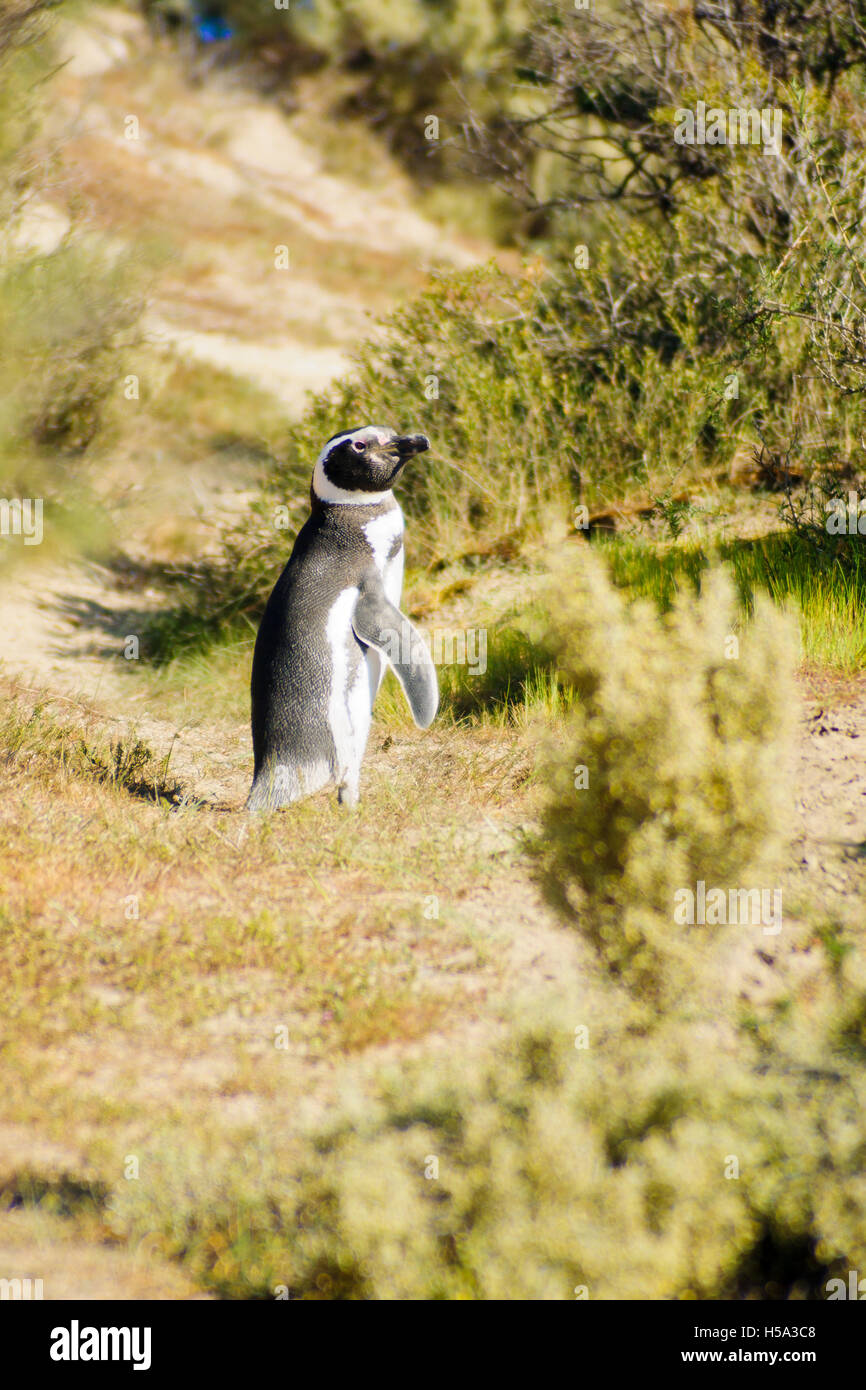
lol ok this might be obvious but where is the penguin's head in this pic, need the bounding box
[312,425,429,505]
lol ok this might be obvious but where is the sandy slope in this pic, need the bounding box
[37,5,476,410]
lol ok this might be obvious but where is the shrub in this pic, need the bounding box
[0,0,144,551]
[141,0,866,669]
[0,696,185,804]
[136,263,583,659]
[472,0,866,476]
[266,264,578,559]
[137,259,714,661]
[534,550,798,1002]
[108,970,866,1299]
[0,245,142,464]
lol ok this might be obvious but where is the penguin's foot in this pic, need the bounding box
[247,758,332,811]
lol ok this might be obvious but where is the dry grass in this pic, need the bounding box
[0,677,577,1296]
[1,581,865,1296]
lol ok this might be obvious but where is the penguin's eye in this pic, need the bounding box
[352,440,366,454]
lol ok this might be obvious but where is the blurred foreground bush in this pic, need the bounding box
[536,551,798,1003]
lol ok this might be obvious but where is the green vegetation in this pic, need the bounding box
[0,0,145,563]
[599,529,866,672]
[107,971,866,1299]
[140,0,866,674]
[0,698,185,804]
[536,552,798,1002]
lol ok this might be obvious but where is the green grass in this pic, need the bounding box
[129,629,257,725]
[148,623,572,735]
[0,701,185,805]
[729,534,866,670]
[436,622,574,728]
[595,530,866,672]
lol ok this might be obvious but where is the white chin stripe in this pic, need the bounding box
[312,458,393,506]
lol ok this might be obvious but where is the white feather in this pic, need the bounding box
[362,507,404,695]
[326,587,359,778]
[363,508,404,578]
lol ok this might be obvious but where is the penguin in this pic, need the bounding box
[246,424,438,812]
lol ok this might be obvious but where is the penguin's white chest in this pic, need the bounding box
[363,507,405,604]
[324,507,404,789]
[325,586,367,770]
[360,507,404,700]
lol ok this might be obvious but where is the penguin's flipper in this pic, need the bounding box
[352,573,439,729]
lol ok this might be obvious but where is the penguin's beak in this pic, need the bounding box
[394,433,430,461]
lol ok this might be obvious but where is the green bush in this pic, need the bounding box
[137,263,582,659]
[138,259,715,662]
[0,0,144,555]
[140,0,866,671]
[482,0,866,477]
[534,551,798,1002]
[108,965,866,1299]
[0,245,141,465]
[268,265,578,559]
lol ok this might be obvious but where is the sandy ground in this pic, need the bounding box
[791,674,866,911]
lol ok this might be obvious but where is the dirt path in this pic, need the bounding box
[0,557,250,803]
[791,673,866,918]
